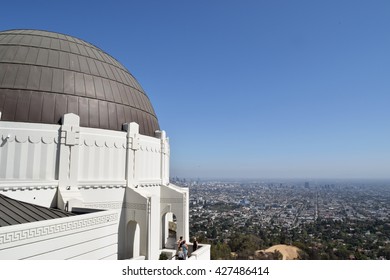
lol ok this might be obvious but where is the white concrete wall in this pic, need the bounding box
[0,210,119,260]
[0,115,196,260]
[136,135,162,184]
[188,244,211,260]
[124,187,149,259]
[160,184,190,243]
[78,127,127,182]
[0,185,58,208]
[79,185,126,206]
[0,122,59,181]
[0,119,171,193]
[149,195,161,260]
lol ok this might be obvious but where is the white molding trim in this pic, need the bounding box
[0,212,118,246]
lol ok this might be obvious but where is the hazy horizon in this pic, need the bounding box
[172,176,390,184]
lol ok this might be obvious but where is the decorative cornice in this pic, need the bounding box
[139,145,160,153]
[83,201,147,211]
[0,185,57,192]
[80,139,126,149]
[138,184,160,188]
[0,213,118,245]
[78,184,126,190]
[1,134,59,145]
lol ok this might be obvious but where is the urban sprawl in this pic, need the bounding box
[172,178,390,260]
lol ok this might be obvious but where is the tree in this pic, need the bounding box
[159,252,169,260]
[211,242,231,260]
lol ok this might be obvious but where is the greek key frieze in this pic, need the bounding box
[82,201,147,211]
[0,213,118,246]
[124,203,147,211]
[83,202,124,209]
[160,197,184,204]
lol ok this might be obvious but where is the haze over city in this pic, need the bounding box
[2,0,389,179]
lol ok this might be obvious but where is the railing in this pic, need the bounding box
[188,243,211,260]
[129,255,146,260]
[162,243,211,260]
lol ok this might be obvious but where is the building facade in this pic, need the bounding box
[0,29,209,260]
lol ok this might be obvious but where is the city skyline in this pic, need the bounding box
[2,1,389,179]
[185,179,390,260]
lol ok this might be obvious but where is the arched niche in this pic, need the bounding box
[161,212,177,249]
[126,220,140,259]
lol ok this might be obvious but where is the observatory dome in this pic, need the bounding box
[0,29,159,136]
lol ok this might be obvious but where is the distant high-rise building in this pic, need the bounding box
[305,182,310,188]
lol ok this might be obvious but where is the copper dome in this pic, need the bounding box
[0,29,159,136]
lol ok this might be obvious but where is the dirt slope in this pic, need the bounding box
[263,244,301,260]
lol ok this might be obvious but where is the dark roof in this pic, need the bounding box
[0,29,159,137]
[0,193,75,227]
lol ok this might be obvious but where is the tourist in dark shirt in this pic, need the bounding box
[193,237,198,251]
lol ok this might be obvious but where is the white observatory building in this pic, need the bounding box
[0,29,209,260]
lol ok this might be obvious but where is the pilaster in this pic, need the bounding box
[124,122,139,188]
[146,195,160,260]
[156,130,170,185]
[57,113,83,211]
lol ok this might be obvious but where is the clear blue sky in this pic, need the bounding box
[2,1,389,179]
